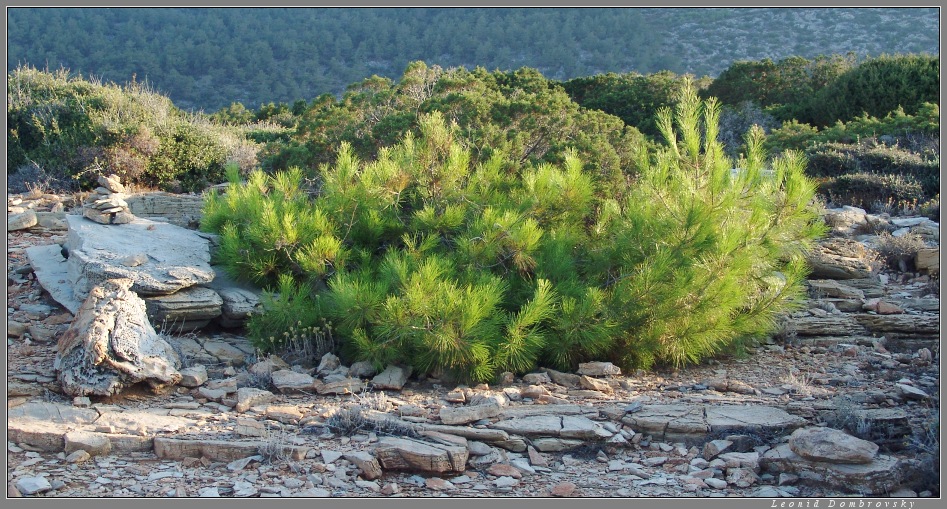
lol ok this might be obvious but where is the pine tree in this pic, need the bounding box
[202,89,825,380]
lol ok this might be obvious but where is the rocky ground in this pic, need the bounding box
[6,190,941,499]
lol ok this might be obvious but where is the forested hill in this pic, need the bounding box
[7,7,939,112]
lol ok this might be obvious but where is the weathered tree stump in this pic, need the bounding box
[55,278,182,396]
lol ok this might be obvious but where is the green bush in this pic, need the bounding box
[7,65,260,192]
[203,82,826,381]
[563,70,713,138]
[765,104,940,155]
[703,55,856,122]
[806,141,938,199]
[819,173,925,209]
[704,54,938,128]
[803,54,939,127]
[261,63,648,191]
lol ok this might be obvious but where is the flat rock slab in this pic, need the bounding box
[26,243,81,313]
[788,427,878,464]
[854,313,939,335]
[805,238,874,280]
[93,410,195,434]
[144,286,223,331]
[7,402,101,451]
[793,315,867,337]
[9,209,38,231]
[8,401,100,425]
[154,437,308,462]
[440,403,501,425]
[373,437,468,474]
[621,405,806,441]
[371,365,412,390]
[271,369,316,393]
[64,215,215,299]
[416,424,510,443]
[497,404,597,420]
[490,415,612,440]
[202,339,249,366]
[704,405,807,432]
[916,247,939,274]
[125,192,206,228]
[203,267,263,328]
[213,287,262,328]
[807,279,865,300]
[761,443,903,495]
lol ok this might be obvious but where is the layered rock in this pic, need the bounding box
[9,209,38,231]
[373,437,468,474]
[65,215,215,299]
[788,427,879,464]
[125,191,205,229]
[144,286,223,331]
[82,174,135,225]
[761,443,903,495]
[621,404,806,441]
[805,238,875,279]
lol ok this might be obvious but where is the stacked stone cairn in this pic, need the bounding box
[83,174,135,225]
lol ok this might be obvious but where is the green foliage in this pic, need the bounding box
[563,70,713,138]
[261,63,647,194]
[596,83,826,368]
[204,86,826,381]
[202,164,344,287]
[7,65,260,192]
[805,140,938,199]
[703,55,856,122]
[8,9,937,112]
[819,173,925,210]
[803,54,939,126]
[760,104,940,208]
[765,104,940,154]
[705,54,938,128]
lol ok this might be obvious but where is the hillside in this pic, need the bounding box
[6,7,939,111]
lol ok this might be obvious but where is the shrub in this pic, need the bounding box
[764,105,940,159]
[873,232,926,271]
[7,65,260,192]
[803,54,939,127]
[805,140,938,194]
[203,82,826,381]
[819,173,925,209]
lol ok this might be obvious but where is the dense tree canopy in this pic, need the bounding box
[7,7,937,111]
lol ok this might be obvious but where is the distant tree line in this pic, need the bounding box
[6,7,938,111]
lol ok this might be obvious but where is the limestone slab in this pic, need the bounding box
[26,243,81,314]
[271,369,316,393]
[621,404,708,439]
[788,427,878,464]
[9,209,38,231]
[373,437,468,474]
[439,403,501,425]
[124,192,205,228]
[761,443,903,495]
[154,437,308,462]
[64,215,215,299]
[705,405,807,433]
[372,365,412,390]
[144,286,223,331]
[490,415,562,436]
[497,404,595,420]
